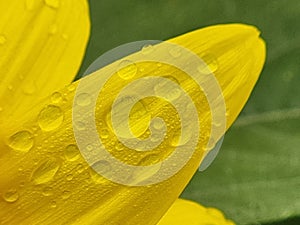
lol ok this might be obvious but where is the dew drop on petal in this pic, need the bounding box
[31,158,60,184]
[42,187,53,196]
[62,190,71,200]
[141,44,154,55]
[64,144,80,161]
[8,130,34,152]
[117,60,137,80]
[76,93,91,106]
[198,54,219,74]
[51,92,63,103]
[2,189,19,203]
[38,105,64,131]
[50,200,57,208]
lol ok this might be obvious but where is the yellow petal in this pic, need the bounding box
[157,199,235,225]
[0,0,90,122]
[0,24,265,225]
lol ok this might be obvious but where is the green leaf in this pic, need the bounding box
[82,0,300,224]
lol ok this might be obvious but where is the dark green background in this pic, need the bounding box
[79,1,300,224]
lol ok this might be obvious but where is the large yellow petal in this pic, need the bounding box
[0,24,265,225]
[0,0,90,122]
[157,199,235,225]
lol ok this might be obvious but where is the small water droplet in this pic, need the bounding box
[7,85,13,91]
[115,142,124,151]
[67,83,75,92]
[31,158,60,184]
[49,24,58,35]
[38,105,64,131]
[50,200,57,208]
[62,190,71,199]
[44,0,60,9]
[76,93,91,106]
[197,54,218,74]
[100,128,109,139]
[117,60,137,80]
[2,189,19,203]
[66,174,73,181]
[64,144,80,161]
[51,92,63,103]
[76,164,84,173]
[8,130,34,152]
[0,35,7,45]
[169,46,182,58]
[141,44,154,55]
[42,187,53,196]
[89,160,111,183]
[154,79,181,101]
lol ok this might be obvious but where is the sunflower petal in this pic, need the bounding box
[0,24,265,225]
[157,199,235,225]
[0,0,90,122]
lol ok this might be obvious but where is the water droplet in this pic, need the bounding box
[49,24,58,35]
[115,142,124,151]
[169,46,182,58]
[107,96,151,138]
[51,92,63,103]
[100,128,109,139]
[76,93,91,106]
[31,158,60,184]
[7,85,13,91]
[141,44,154,55]
[152,118,165,130]
[8,130,34,152]
[197,54,218,74]
[44,0,60,9]
[117,60,137,80]
[89,160,111,183]
[38,105,64,131]
[154,79,181,101]
[66,174,73,181]
[42,187,53,196]
[62,190,71,199]
[67,83,75,92]
[2,189,19,203]
[25,0,36,10]
[50,200,57,208]
[64,144,80,161]
[76,164,84,173]
[0,35,7,45]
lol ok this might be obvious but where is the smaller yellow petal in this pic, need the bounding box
[158,199,235,225]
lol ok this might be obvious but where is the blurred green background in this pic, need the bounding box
[79,1,300,224]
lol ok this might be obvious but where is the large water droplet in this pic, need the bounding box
[44,0,60,9]
[8,130,34,152]
[2,189,19,203]
[0,35,7,45]
[117,60,137,80]
[64,144,80,161]
[31,158,60,184]
[198,54,219,74]
[76,93,91,106]
[38,105,64,131]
